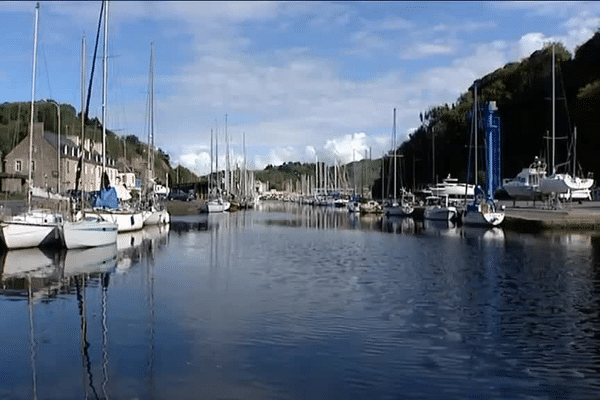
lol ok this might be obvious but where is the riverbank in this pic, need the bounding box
[165,199,203,215]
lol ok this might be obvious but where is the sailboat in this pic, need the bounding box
[141,43,170,226]
[538,45,594,198]
[462,86,505,227]
[62,34,118,249]
[200,121,230,213]
[90,1,144,232]
[1,3,65,249]
[383,108,414,217]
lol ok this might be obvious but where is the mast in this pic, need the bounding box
[315,156,318,197]
[147,42,155,193]
[573,126,577,177]
[474,85,478,187]
[225,114,230,195]
[243,132,247,198]
[101,0,109,186]
[80,34,86,207]
[551,44,556,174]
[334,157,337,194]
[215,119,219,194]
[393,108,397,201]
[381,152,385,201]
[27,2,40,210]
[210,128,213,196]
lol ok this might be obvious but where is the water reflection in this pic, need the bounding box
[2,206,600,398]
[0,225,168,399]
[116,224,169,274]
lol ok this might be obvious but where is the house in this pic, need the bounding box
[1,122,122,194]
[118,172,137,190]
[254,179,268,194]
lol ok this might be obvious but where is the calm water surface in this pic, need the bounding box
[1,201,600,399]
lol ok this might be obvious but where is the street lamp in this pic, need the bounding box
[46,99,60,194]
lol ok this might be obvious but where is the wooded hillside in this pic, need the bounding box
[376,34,600,198]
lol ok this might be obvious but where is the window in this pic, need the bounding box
[15,160,22,172]
[31,160,35,172]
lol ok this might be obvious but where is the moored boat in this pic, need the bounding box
[62,214,118,249]
[360,200,383,214]
[200,197,231,213]
[1,5,65,250]
[462,90,504,227]
[423,195,457,221]
[428,175,474,199]
[2,209,63,249]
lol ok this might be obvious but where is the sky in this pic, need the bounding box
[1,1,599,176]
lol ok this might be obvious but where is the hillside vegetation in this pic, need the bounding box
[0,101,198,186]
[381,36,600,197]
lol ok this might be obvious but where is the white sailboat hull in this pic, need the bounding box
[463,209,504,226]
[1,210,63,249]
[539,173,594,195]
[462,200,504,227]
[94,210,144,232]
[62,217,118,249]
[142,208,170,225]
[200,199,230,213]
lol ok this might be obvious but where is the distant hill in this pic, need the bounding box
[255,159,381,195]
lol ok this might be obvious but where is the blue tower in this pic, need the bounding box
[483,101,501,200]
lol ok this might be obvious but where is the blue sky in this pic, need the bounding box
[1,1,599,176]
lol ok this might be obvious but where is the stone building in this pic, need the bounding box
[1,122,121,194]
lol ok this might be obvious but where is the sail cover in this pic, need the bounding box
[92,186,119,209]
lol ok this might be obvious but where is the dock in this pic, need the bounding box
[499,200,600,232]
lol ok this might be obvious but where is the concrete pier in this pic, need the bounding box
[499,200,600,232]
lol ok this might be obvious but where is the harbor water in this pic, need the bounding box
[1,201,600,399]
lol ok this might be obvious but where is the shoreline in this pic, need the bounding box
[4,198,600,232]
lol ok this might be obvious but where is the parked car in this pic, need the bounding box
[167,190,196,201]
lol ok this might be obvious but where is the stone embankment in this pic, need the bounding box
[500,199,600,232]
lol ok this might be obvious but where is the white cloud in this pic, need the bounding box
[433,21,497,33]
[516,32,549,59]
[363,16,415,32]
[401,43,454,60]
